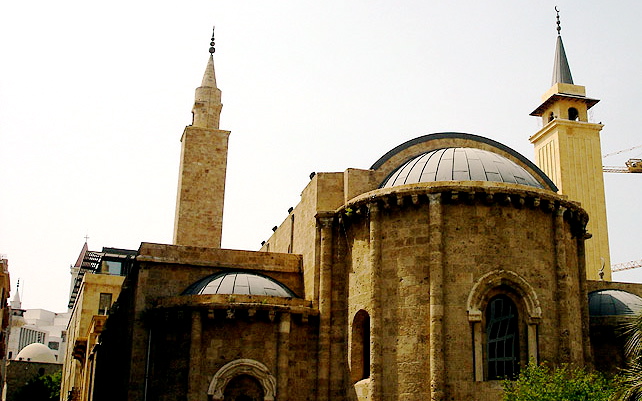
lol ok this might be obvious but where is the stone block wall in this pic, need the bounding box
[98,243,314,401]
[338,182,590,400]
[173,127,230,248]
[5,360,61,401]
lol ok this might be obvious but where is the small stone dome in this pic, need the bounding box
[588,289,642,316]
[183,271,297,298]
[16,342,57,363]
[381,147,545,189]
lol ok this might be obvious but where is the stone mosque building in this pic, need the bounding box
[61,19,642,401]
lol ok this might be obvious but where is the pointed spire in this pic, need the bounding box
[201,55,217,88]
[201,27,217,88]
[11,279,22,309]
[192,26,222,129]
[551,7,574,85]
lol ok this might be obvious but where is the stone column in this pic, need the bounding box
[428,193,445,401]
[330,218,348,400]
[577,235,593,366]
[553,206,571,363]
[368,202,383,401]
[472,322,483,381]
[317,216,334,401]
[277,312,291,401]
[527,324,539,363]
[188,310,203,401]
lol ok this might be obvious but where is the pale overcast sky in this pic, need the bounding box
[1,1,641,311]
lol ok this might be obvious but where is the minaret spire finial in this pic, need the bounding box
[551,6,573,85]
[209,26,216,54]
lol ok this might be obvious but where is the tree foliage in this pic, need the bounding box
[14,370,62,401]
[613,313,642,401]
[502,363,618,401]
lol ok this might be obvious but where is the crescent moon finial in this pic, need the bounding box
[209,26,216,54]
[555,7,561,35]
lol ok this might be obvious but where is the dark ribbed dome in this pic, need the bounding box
[588,290,642,316]
[381,148,544,189]
[182,271,297,298]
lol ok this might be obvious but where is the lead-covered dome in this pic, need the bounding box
[588,289,642,316]
[182,271,297,298]
[381,147,545,189]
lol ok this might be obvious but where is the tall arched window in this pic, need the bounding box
[468,270,541,382]
[350,310,371,382]
[486,295,519,380]
[568,107,579,121]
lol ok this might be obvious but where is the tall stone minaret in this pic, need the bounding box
[173,28,230,248]
[529,10,610,280]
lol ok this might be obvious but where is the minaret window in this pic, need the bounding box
[548,112,555,122]
[568,107,579,121]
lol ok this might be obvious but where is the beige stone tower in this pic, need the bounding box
[529,12,610,280]
[173,30,230,248]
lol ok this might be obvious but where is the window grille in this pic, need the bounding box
[486,295,519,379]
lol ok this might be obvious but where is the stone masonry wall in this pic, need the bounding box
[340,183,589,401]
[146,309,319,401]
[173,127,230,248]
[124,243,306,401]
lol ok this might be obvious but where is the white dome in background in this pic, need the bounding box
[16,342,57,363]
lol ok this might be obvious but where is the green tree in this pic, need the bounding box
[502,363,618,401]
[14,370,61,401]
[613,313,642,401]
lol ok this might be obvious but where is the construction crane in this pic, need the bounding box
[612,260,642,273]
[603,144,642,173]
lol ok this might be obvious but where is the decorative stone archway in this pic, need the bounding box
[467,269,542,322]
[207,359,277,401]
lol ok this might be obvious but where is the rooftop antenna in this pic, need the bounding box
[555,6,562,36]
[209,26,216,54]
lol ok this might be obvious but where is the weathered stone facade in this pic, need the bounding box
[91,131,606,401]
[82,31,641,401]
[258,133,593,400]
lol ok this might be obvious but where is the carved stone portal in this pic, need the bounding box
[208,359,277,401]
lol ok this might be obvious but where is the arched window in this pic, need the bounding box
[486,295,519,380]
[467,270,541,382]
[350,310,370,382]
[568,107,579,121]
[548,112,555,122]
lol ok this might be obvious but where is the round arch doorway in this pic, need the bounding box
[223,374,265,401]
